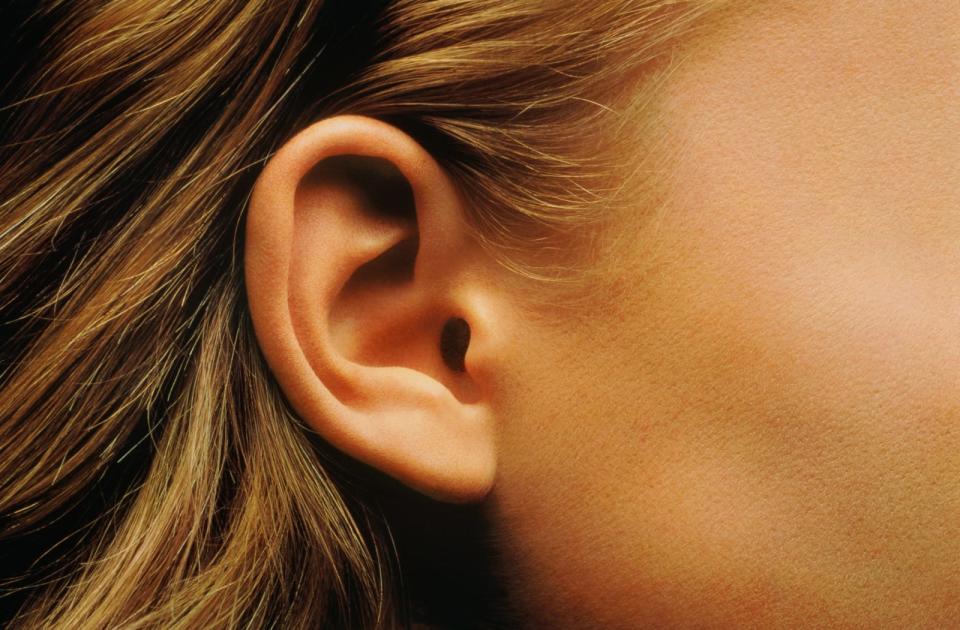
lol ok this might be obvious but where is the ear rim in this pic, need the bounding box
[244,115,497,503]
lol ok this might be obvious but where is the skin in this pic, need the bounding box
[489,2,960,627]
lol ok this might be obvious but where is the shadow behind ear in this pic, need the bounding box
[355,454,520,629]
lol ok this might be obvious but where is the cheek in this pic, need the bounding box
[492,5,960,624]
[665,203,960,437]
[494,208,960,627]
[491,59,960,630]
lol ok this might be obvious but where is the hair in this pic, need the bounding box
[0,1,726,627]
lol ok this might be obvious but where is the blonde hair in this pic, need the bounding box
[0,1,724,627]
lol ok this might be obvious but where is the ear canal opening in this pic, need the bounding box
[440,318,470,373]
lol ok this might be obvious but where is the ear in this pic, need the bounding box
[245,116,496,502]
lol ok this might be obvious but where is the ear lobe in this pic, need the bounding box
[245,116,496,502]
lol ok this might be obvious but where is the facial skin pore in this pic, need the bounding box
[489,2,960,627]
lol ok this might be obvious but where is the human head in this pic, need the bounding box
[2,1,958,628]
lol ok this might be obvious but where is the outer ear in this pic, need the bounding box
[245,116,496,502]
